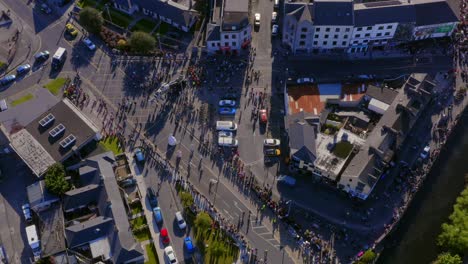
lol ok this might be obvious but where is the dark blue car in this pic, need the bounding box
[184,237,195,253]
[219,107,236,115]
[16,64,31,75]
[0,75,16,86]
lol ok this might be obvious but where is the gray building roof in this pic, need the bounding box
[414,1,458,26]
[63,184,101,212]
[285,4,314,22]
[354,4,415,27]
[224,0,248,12]
[206,24,221,41]
[313,0,354,26]
[138,0,198,28]
[26,180,59,211]
[289,122,317,163]
[365,85,399,105]
[65,216,114,248]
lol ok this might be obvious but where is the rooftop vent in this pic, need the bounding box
[49,124,65,138]
[39,113,55,127]
[59,134,76,149]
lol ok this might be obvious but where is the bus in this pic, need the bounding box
[51,47,67,70]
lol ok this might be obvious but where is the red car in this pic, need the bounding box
[160,228,170,245]
[259,109,267,123]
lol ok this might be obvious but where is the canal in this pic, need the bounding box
[378,111,468,264]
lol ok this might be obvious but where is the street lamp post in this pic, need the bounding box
[285,200,293,217]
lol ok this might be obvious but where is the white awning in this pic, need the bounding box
[368,98,389,115]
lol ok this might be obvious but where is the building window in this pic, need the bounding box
[353,40,358,44]
[224,42,229,46]
[244,30,247,35]
[342,41,347,45]
[366,26,372,30]
[346,28,351,32]
[232,34,236,39]
[384,32,390,36]
[349,179,352,182]
[344,34,348,39]
[211,43,215,47]
[300,34,306,39]
[313,41,318,45]
[334,34,338,39]
[363,39,369,43]
[335,28,340,32]
[365,33,370,37]
[217,43,220,46]
[387,25,393,29]
[323,41,327,45]
[325,28,330,32]
[356,27,362,31]
[316,27,321,32]
[324,34,329,39]
[224,35,228,39]
[378,26,384,30]
[355,34,361,38]
[332,41,337,45]
[301,28,307,32]
[299,41,305,46]
[376,33,382,37]
[232,42,236,46]
[314,34,319,38]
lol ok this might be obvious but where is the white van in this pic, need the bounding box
[218,137,238,147]
[274,0,279,9]
[216,121,237,131]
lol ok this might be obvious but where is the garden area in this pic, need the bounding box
[131,19,158,33]
[144,243,159,264]
[333,141,353,159]
[11,93,34,106]
[43,77,69,95]
[130,216,151,242]
[99,136,123,155]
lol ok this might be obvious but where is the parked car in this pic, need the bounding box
[164,246,178,264]
[65,23,78,37]
[272,24,279,36]
[271,12,278,23]
[218,100,236,107]
[219,107,236,115]
[219,131,234,138]
[34,50,50,62]
[40,3,52,14]
[254,13,261,26]
[184,237,195,254]
[119,178,136,188]
[134,147,145,162]
[175,211,186,229]
[297,77,314,84]
[83,38,96,50]
[147,187,158,208]
[153,207,163,224]
[160,228,170,245]
[16,64,31,75]
[264,139,280,147]
[420,145,430,159]
[259,109,267,123]
[265,148,280,157]
[0,75,16,86]
[22,203,32,223]
[277,175,296,187]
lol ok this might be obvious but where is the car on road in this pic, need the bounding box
[218,100,236,107]
[16,64,31,75]
[34,50,50,62]
[147,187,158,208]
[219,107,236,115]
[218,137,239,147]
[277,175,296,187]
[420,145,430,159]
[271,12,278,23]
[119,178,136,188]
[175,211,186,229]
[218,131,234,138]
[297,77,314,84]
[40,3,52,14]
[83,38,96,51]
[259,109,267,123]
[264,139,280,147]
[0,75,16,86]
[134,147,145,162]
[153,207,163,224]
[265,148,281,157]
[184,237,195,254]
[254,13,261,27]
[22,203,32,223]
[164,246,178,264]
[160,228,170,245]
[65,23,78,37]
[272,24,279,36]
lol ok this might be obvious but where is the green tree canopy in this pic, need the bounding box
[356,249,377,264]
[194,212,212,231]
[44,163,70,196]
[437,188,468,255]
[79,7,104,34]
[129,31,155,54]
[180,191,194,209]
[433,252,462,264]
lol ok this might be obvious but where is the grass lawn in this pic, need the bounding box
[333,141,353,159]
[134,228,151,242]
[11,93,34,106]
[132,19,157,33]
[99,136,123,155]
[43,78,68,95]
[130,216,147,229]
[104,9,133,28]
[144,243,160,264]
[0,61,6,68]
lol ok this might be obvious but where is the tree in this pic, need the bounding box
[79,7,104,34]
[180,191,194,209]
[437,188,468,255]
[433,252,462,264]
[129,32,155,54]
[356,250,377,264]
[194,212,212,236]
[209,243,226,258]
[44,163,70,196]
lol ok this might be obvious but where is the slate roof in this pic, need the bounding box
[65,216,114,248]
[414,1,458,26]
[354,4,415,27]
[63,184,101,212]
[26,180,59,211]
[288,121,317,163]
[365,85,398,105]
[138,0,198,28]
[313,0,354,26]
[206,24,221,41]
[285,3,314,22]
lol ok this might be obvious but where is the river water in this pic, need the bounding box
[378,112,468,264]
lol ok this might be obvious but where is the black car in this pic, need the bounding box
[147,187,158,208]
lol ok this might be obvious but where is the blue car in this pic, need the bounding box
[219,107,236,115]
[153,207,163,224]
[16,64,31,75]
[184,237,195,253]
[0,75,16,86]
